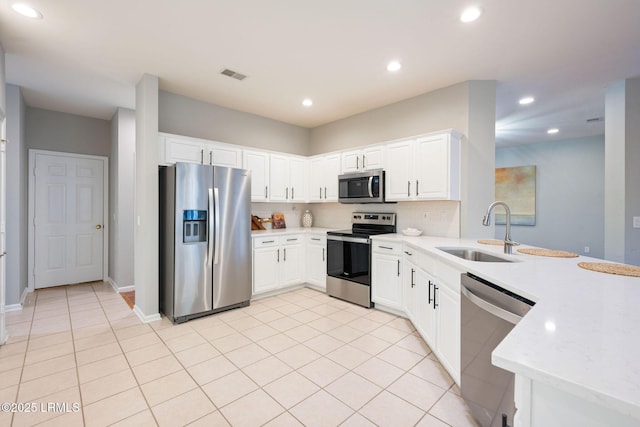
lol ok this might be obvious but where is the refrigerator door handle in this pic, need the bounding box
[207,188,214,266]
[213,187,221,265]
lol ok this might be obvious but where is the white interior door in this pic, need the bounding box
[0,118,7,344]
[33,152,105,289]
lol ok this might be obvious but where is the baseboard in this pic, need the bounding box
[106,277,135,293]
[4,287,31,312]
[133,304,161,324]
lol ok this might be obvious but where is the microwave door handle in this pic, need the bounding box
[368,176,373,198]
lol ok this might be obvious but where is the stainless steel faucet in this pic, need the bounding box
[482,201,520,254]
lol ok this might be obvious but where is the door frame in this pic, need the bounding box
[28,149,109,291]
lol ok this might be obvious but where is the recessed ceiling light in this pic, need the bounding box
[387,61,402,72]
[519,96,535,105]
[547,128,559,134]
[12,3,43,19]
[460,6,482,23]
[302,99,313,107]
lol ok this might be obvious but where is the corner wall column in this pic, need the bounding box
[604,78,640,264]
[134,74,161,322]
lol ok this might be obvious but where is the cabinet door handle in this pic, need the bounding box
[324,187,327,199]
[433,284,439,309]
[319,187,322,199]
[322,248,325,261]
[404,251,412,256]
[357,157,360,170]
[411,268,415,288]
[397,259,400,276]
[284,248,287,261]
[416,180,419,196]
[292,187,294,199]
[286,187,289,200]
[428,280,433,304]
[362,154,366,168]
[407,181,411,197]
[209,151,213,165]
[265,186,268,199]
[201,149,204,164]
[277,249,280,263]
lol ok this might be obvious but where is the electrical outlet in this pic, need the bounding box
[584,246,590,254]
[634,216,640,228]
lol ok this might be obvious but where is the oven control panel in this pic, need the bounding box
[351,212,396,226]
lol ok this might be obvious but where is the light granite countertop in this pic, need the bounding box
[371,233,640,420]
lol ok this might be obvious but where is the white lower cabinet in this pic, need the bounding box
[371,241,403,310]
[253,235,305,295]
[397,243,461,384]
[305,235,327,289]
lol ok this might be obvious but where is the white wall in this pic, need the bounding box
[26,107,111,156]
[109,108,135,290]
[5,85,27,305]
[495,135,605,259]
[158,90,310,156]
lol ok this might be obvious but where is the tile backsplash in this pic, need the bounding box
[253,200,461,238]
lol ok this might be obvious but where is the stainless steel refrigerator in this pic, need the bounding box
[160,162,252,323]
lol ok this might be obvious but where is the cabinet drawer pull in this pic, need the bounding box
[286,238,298,242]
[378,245,393,250]
[262,240,275,244]
[311,238,321,241]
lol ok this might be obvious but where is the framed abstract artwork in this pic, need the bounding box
[495,165,536,226]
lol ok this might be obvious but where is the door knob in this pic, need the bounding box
[96,225,102,229]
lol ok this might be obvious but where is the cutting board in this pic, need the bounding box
[251,215,265,230]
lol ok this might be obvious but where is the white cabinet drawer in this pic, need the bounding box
[253,236,280,248]
[307,235,327,245]
[372,241,402,256]
[282,235,303,246]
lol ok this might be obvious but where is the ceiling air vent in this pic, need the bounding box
[586,117,604,123]
[221,69,247,81]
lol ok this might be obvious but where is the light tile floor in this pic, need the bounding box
[0,282,480,427]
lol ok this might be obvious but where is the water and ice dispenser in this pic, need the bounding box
[183,210,207,243]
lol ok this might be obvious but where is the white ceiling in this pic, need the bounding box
[1,0,639,146]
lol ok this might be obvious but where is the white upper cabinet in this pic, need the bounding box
[160,133,241,168]
[385,130,461,201]
[269,154,307,202]
[243,150,270,202]
[309,153,341,202]
[341,146,385,173]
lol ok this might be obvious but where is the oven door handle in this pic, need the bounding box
[368,176,373,198]
[327,235,371,245]
[461,285,522,325]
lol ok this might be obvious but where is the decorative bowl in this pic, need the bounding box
[402,228,423,236]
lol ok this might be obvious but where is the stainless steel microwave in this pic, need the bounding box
[338,169,387,203]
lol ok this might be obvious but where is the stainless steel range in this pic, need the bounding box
[326,212,396,307]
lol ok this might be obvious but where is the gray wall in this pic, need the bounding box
[308,81,496,238]
[5,85,27,305]
[109,108,135,290]
[495,135,605,259]
[159,91,310,156]
[309,83,470,154]
[26,107,111,156]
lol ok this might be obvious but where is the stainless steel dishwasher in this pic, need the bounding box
[460,273,535,427]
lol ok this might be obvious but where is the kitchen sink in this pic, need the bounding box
[436,247,514,263]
